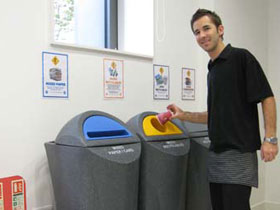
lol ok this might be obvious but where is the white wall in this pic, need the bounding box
[0,0,279,209]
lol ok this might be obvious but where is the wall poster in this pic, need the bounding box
[103,59,124,98]
[153,64,169,100]
[182,68,195,100]
[42,52,68,98]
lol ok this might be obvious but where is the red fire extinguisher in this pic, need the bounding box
[0,176,26,210]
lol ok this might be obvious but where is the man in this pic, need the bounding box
[167,9,278,210]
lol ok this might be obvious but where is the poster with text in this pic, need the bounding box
[42,52,68,98]
[182,68,195,100]
[104,59,124,98]
[153,64,169,100]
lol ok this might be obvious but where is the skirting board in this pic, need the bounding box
[32,205,53,210]
[252,201,280,210]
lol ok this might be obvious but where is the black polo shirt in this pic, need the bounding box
[207,44,274,153]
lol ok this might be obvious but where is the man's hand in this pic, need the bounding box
[167,104,208,123]
[261,141,278,162]
[167,104,186,120]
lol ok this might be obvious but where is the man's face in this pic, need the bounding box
[192,15,224,53]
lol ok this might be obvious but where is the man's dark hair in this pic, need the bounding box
[190,9,223,32]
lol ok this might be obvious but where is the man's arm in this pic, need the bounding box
[261,96,278,162]
[183,111,208,124]
[167,104,208,124]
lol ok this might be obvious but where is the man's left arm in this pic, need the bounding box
[261,96,278,162]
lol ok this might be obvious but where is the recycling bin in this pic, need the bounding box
[182,121,212,210]
[45,111,141,210]
[127,112,190,210]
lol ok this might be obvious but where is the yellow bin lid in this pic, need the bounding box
[142,115,183,136]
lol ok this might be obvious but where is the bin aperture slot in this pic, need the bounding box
[143,115,183,136]
[87,130,129,138]
[150,118,166,132]
[83,115,132,140]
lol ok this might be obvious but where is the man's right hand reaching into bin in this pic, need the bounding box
[167,104,208,124]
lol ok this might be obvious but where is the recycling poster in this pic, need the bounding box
[42,52,68,98]
[153,64,169,100]
[103,59,124,98]
[182,68,195,100]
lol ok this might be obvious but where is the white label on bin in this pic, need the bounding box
[163,141,185,149]
[112,146,125,150]
[203,137,210,144]
[11,179,25,210]
[108,146,134,155]
[0,183,4,210]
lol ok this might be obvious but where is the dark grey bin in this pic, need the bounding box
[182,121,212,210]
[45,111,141,210]
[127,112,190,210]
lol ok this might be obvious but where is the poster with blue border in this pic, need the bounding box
[42,52,68,98]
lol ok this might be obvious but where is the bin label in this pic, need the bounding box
[0,183,4,210]
[163,141,185,149]
[203,137,210,144]
[108,146,134,155]
[11,180,24,210]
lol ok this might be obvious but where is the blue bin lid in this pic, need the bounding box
[55,110,139,147]
[83,115,132,141]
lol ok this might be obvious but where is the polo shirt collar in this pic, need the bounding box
[219,44,232,59]
[208,44,232,70]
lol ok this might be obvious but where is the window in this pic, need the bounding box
[52,0,154,56]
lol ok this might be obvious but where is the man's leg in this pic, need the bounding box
[222,183,251,210]
[209,182,224,210]
[209,183,252,210]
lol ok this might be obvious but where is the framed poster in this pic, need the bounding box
[182,68,195,100]
[103,58,124,98]
[42,52,68,98]
[153,64,169,100]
